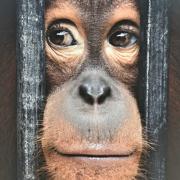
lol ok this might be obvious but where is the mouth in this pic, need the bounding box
[53,148,136,160]
[45,146,141,178]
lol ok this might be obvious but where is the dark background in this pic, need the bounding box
[0,0,179,179]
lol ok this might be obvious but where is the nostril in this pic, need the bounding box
[79,85,95,105]
[79,84,111,105]
[97,87,111,105]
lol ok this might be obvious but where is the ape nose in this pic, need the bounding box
[78,78,111,105]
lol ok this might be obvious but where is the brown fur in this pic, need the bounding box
[41,0,145,179]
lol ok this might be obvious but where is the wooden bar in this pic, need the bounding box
[16,0,169,179]
[139,0,169,179]
[16,0,45,179]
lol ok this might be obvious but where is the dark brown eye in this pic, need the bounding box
[109,31,138,48]
[47,28,77,47]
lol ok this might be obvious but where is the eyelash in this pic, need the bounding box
[111,24,139,36]
[47,24,68,34]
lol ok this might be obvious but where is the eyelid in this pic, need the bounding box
[114,20,140,29]
[109,20,140,35]
[117,25,139,33]
[47,19,77,30]
[48,23,68,30]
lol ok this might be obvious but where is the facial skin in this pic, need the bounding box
[42,0,144,179]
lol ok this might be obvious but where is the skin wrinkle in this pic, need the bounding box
[42,0,144,179]
[73,1,139,66]
[45,0,140,80]
[45,0,139,38]
[46,0,140,135]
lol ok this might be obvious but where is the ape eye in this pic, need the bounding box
[108,21,139,48]
[47,29,76,47]
[109,31,138,48]
[46,21,79,47]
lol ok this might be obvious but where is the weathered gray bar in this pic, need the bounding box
[139,0,169,179]
[16,0,45,179]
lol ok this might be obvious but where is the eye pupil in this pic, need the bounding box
[47,29,76,47]
[116,32,129,44]
[109,31,137,47]
[50,30,66,45]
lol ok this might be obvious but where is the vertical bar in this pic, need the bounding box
[16,0,45,179]
[139,0,169,179]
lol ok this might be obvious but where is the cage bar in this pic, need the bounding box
[16,0,169,179]
[16,0,45,179]
[139,0,169,179]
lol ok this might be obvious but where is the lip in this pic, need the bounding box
[49,146,139,168]
[52,148,137,168]
[53,148,136,159]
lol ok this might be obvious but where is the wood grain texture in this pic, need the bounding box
[16,0,45,179]
[139,0,169,179]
